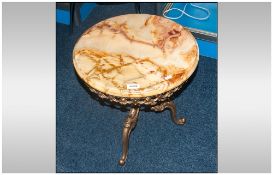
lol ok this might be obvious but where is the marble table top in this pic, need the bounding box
[73,14,199,98]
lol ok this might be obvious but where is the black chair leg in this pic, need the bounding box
[135,3,141,14]
[155,3,161,15]
[70,3,75,33]
[74,3,81,26]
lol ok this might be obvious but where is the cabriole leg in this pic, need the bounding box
[151,101,186,125]
[118,107,140,166]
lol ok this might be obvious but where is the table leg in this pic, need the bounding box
[119,107,140,166]
[151,101,186,125]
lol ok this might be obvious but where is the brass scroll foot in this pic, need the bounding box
[118,108,140,166]
[151,101,186,125]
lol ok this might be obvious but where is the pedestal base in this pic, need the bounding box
[118,100,186,166]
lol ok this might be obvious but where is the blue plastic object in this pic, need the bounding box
[165,3,218,59]
[56,9,70,25]
[56,3,96,25]
[165,3,217,33]
[197,39,217,59]
[80,3,96,21]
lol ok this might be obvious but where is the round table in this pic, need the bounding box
[73,14,199,166]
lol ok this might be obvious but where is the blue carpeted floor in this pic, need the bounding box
[56,3,217,173]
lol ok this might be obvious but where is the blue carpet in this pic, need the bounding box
[56,3,217,173]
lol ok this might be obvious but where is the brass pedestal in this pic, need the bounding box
[84,80,188,166]
[118,101,186,166]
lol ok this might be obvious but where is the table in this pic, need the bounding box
[73,14,199,166]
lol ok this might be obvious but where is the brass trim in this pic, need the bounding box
[85,79,187,107]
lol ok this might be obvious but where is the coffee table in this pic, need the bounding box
[73,14,199,166]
